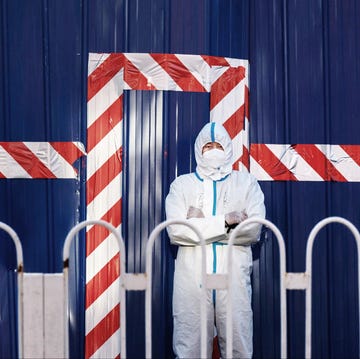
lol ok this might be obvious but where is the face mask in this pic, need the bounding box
[202,148,226,169]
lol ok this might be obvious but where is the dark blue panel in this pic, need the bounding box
[47,0,86,141]
[3,0,47,140]
[126,0,168,53]
[249,0,287,145]
[169,0,210,55]
[0,180,80,273]
[327,1,360,143]
[88,0,126,52]
[209,0,249,58]
[166,92,211,180]
[285,1,327,144]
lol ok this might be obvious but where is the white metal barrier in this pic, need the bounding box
[0,221,66,359]
[146,217,284,358]
[304,216,360,358]
[62,219,125,358]
[238,216,360,359]
[23,273,65,358]
[0,222,23,358]
[201,216,360,359]
[2,216,359,358]
[62,219,205,359]
[145,219,206,358]
[227,217,287,358]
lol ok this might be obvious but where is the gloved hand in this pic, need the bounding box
[225,210,248,232]
[187,206,205,219]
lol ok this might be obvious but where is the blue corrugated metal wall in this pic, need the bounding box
[0,0,86,357]
[251,1,360,357]
[0,0,359,358]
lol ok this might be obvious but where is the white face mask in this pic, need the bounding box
[202,148,226,169]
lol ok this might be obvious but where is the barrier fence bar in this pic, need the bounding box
[0,222,23,358]
[227,218,287,359]
[62,220,125,358]
[147,218,286,358]
[146,219,205,358]
[305,216,360,358]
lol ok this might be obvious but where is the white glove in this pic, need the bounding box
[187,206,205,219]
[225,210,248,232]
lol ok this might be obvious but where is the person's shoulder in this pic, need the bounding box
[170,172,198,186]
[230,169,253,178]
[230,170,258,183]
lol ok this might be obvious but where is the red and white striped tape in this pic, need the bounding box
[86,53,124,359]
[250,144,360,181]
[86,52,248,358]
[0,142,85,179]
[208,62,249,170]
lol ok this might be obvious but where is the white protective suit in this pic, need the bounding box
[165,122,266,358]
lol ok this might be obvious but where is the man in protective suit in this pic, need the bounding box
[165,122,266,358]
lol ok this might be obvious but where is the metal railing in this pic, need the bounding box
[304,216,360,358]
[62,219,125,358]
[145,219,205,358]
[0,222,23,358]
[227,217,286,358]
[3,215,359,358]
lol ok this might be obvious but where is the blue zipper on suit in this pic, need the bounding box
[210,122,228,305]
[211,122,218,305]
[211,177,228,305]
[212,180,217,304]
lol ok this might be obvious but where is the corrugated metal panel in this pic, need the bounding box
[0,1,359,358]
[0,0,86,358]
[250,1,360,358]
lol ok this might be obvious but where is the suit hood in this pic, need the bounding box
[194,122,233,180]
